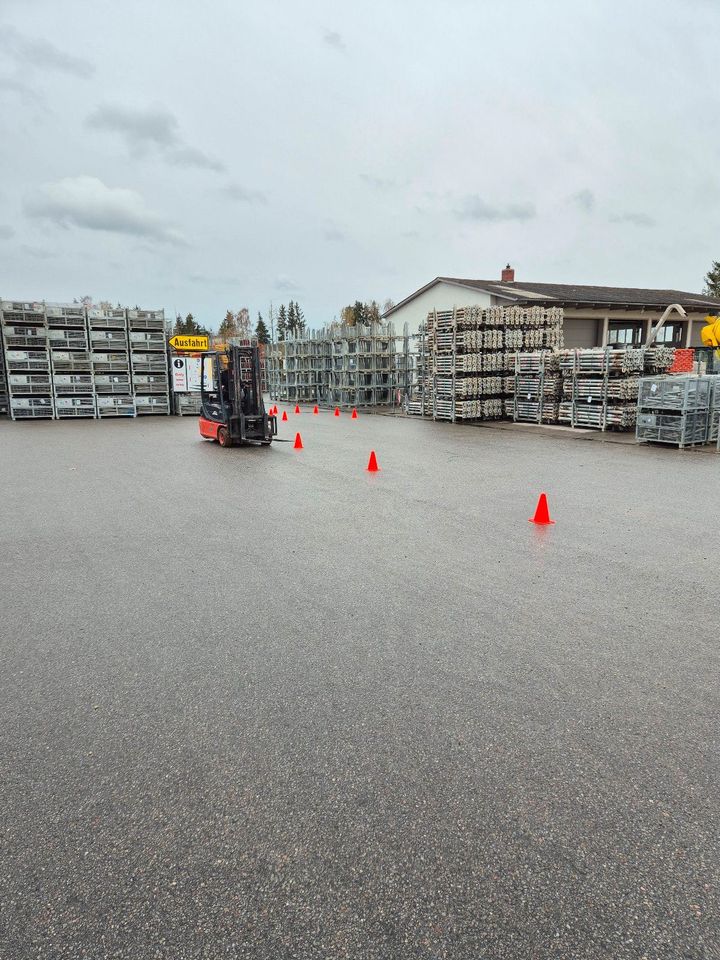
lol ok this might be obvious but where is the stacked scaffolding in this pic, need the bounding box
[1,300,54,419]
[636,375,715,448]
[268,323,399,408]
[556,347,677,431]
[557,349,643,430]
[129,309,170,416]
[415,305,563,422]
[48,302,95,418]
[510,352,562,423]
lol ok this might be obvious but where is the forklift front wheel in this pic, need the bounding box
[217,426,232,448]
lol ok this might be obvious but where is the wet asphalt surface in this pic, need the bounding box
[0,410,718,960]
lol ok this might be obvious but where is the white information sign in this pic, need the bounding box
[171,356,212,392]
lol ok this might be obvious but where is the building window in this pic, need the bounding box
[607,322,642,346]
[654,322,683,346]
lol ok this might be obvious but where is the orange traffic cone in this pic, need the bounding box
[294,432,303,449]
[529,492,554,525]
[281,410,288,422]
[334,407,340,417]
[366,450,379,472]
[294,404,300,414]
[313,405,319,415]
[351,408,358,419]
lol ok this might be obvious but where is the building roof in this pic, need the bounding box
[384,277,720,316]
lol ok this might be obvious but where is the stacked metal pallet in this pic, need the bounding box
[636,375,715,448]
[1,300,54,419]
[128,309,170,415]
[0,331,8,415]
[88,307,135,417]
[47,303,96,418]
[558,348,644,430]
[511,352,562,423]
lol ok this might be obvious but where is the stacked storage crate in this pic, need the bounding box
[89,307,135,418]
[128,309,170,415]
[558,348,644,430]
[636,375,714,448]
[0,331,8,415]
[47,303,96,418]
[1,300,54,420]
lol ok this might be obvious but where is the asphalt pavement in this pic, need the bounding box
[0,409,718,959]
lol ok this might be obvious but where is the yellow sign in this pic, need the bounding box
[169,335,209,351]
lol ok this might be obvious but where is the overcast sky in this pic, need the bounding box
[0,0,717,330]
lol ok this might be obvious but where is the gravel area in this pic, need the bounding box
[0,410,717,959]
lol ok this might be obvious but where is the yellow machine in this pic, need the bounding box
[700,315,720,348]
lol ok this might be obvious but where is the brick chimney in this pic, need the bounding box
[501,263,515,282]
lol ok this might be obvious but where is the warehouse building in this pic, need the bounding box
[384,266,720,348]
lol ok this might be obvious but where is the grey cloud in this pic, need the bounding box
[323,29,345,50]
[454,195,536,222]
[360,174,397,190]
[610,211,656,227]
[166,145,225,173]
[571,188,595,212]
[0,224,15,239]
[21,243,53,259]
[324,226,346,241]
[0,26,94,77]
[86,103,225,172]
[220,183,267,204]
[24,175,186,245]
[274,275,300,291]
[0,76,43,105]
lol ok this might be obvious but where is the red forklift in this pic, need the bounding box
[198,344,276,447]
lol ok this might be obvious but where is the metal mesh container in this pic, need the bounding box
[174,393,203,416]
[87,308,126,329]
[48,327,89,350]
[93,374,131,394]
[8,373,53,394]
[637,411,709,447]
[132,373,169,393]
[54,396,96,418]
[90,329,128,350]
[52,374,94,395]
[96,395,135,417]
[91,353,130,373]
[127,309,165,331]
[10,396,54,418]
[51,351,92,373]
[2,325,48,348]
[638,375,711,411]
[129,330,165,351]
[5,350,50,371]
[135,395,170,415]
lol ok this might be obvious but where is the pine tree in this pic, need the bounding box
[287,300,297,337]
[295,302,305,334]
[218,309,239,340]
[277,304,288,342]
[703,261,720,298]
[255,312,270,344]
[353,300,366,326]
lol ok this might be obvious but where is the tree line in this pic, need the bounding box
[273,301,305,341]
